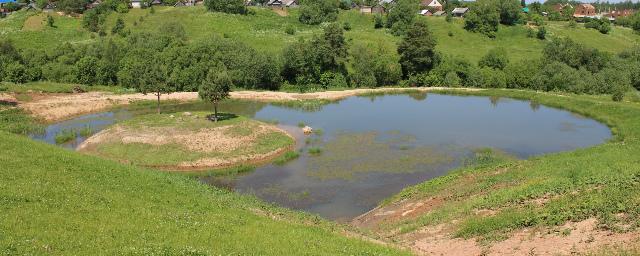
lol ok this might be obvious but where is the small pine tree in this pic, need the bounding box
[374,14,384,29]
[46,15,55,27]
[112,17,125,35]
[537,26,546,40]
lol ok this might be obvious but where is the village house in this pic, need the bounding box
[451,7,468,17]
[433,10,445,16]
[266,0,298,8]
[606,9,636,20]
[552,3,573,14]
[85,0,101,10]
[130,0,144,8]
[359,5,385,14]
[358,0,392,14]
[573,3,596,18]
[419,9,431,16]
[420,0,442,12]
[0,0,17,15]
[43,2,56,12]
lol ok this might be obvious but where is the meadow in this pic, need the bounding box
[1,7,638,63]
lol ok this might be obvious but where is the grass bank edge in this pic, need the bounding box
[372,88,640,239]
[0,129,408,255]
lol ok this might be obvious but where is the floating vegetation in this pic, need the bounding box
[306,132,456,180]
[183,165,256,178]
[256,184,317,207]
[79,126,93,137]
[273,151,300,165]
[297,121,306,128]
[308,147,323,155]
[313,128,324,136]
[461,147,515,167]
[271,99,335,113]
[54,129,77,144]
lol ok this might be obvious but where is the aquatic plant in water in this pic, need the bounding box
[306,132,456,180]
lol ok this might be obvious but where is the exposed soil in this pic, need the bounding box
[78,119,294,170]
[272,8,289,16]
[354,197,640,255]
[17,87,480,122]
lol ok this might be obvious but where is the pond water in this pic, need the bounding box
[31,93,612,221]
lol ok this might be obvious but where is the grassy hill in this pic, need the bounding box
[0,126,405,254]
[2,7,638,63]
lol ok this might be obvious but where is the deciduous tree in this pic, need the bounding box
[199,68,232,122]
[397,20,440,78]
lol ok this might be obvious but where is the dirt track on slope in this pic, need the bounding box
[353,199,640,256]
[17,87,480,122]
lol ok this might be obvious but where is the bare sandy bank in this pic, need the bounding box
[18,87,481,122]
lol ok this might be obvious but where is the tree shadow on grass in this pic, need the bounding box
[206,113,238,122]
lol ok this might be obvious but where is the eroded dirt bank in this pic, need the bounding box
[353,195,640,255]
[16,87,480,122]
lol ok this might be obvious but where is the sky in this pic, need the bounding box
[524,0,639,3]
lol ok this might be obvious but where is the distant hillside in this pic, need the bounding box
[1,7,638,63]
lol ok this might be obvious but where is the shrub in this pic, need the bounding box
[444,71,461,87]
[284,25,296,35]
[343,22,352,31]
[374,14,384,29]
[504,59,539,89]
[479,47,509,70]
[112,17,125,35]
[632,13,640,32]
[568,20,577,28]
[204,0,247,14]
[536,26,546,40]
[299,0,339,25]
[4,63,27,84]
[531,14,544,26]
[464,0,500,37]
[319,72,348,89]
[585,18,611,34]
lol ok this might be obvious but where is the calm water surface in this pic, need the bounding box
[31,93,611,221]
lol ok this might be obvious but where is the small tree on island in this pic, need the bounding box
[136,56,174,114]
[199,68,232,122]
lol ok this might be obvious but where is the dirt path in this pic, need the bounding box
[18,87,479,122]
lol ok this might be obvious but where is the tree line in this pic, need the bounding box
[1,18,639,102]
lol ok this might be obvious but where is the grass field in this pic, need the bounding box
[2,8,638,63]
[0,125,406,254]
[371,89,640,242]
[1,81,130,94]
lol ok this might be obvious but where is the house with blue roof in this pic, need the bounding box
[1,0,18,16]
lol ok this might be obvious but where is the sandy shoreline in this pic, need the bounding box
[16,87,480,122]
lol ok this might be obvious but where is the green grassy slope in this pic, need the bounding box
[0,129,405,254]
[2,8,638,62]
[378,90,640,241]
